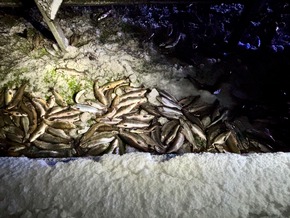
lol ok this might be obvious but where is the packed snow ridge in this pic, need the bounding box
[1,152,290,218]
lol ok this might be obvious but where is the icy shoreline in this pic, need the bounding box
[1,152,290,217]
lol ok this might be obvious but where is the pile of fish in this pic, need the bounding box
[0,78,277,157]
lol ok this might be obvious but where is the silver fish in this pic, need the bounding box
[99,77,128,92]
[212,131,231,146]
[74,89,86,104]
[113,102,138,118]
[93,80,108,106]
[4,88,14,106]
[38,132,72,144]
[80,131,117,149]
[180,122,198,150]
[80,122,112,143]
[161,119,179,143]
[47,107,81,119]
[95,117,122,125]
[122,113,155,122]
[51,88,67,107]
[164,124,181,145]
[87,143,111,156]
[72,103,104,114]
[116,97,147,109]
[97,9,113,21]
[43,118,76,129]
[119,89,148,101]
[157,106,182,119]
[31,98,46,118]
[166,130,185,153]
[86,100,107,110]
[29,121,47,142]
[119,129,149,152]
[33,139,72,150]
[7,83,27,109]
[156,88,178,102]
[46,126,71,140]
[156,96,181,110]
[117,119,150,129]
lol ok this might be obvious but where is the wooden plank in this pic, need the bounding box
[34,0,68,51]
[34,0,63,20]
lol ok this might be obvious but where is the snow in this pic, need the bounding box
[1,152,290,217]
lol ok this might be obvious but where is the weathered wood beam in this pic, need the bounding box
[34,0,63,20]
[34,0,68,51]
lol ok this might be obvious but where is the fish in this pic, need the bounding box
[164,124,181,145]
[140,103,160,116]
[43,118,76,129]
[156,96,182,110]
[46,107,81,119]
[118,88,148,101]
[117,119,150,129]
[19,101,38,134]
[206,109,229,129]
[80,131,117,148]
[212,131,231,146]
[86,100,107,110]
[50,88,67,107]
[4,88,14,106]
[80,122,112,143]
[180,119,198,150]
[95,117,122,125]
[31,98,46,118]
[46,95,55,109]
[97,9,113,21]
[178,95,200,108]
[157,106,183,119]
[122,113,155,122]
[106,137,121,154]
[6,83,27,109]
[185,119,207,142]
[93,80,108,106]
[138,133,161,151]
[166,130,185,153]
[156,88,178,102]
[225,131,241,154]
[110,95,120,108]
[74,90,86,104]
[38,132,72,144]
[116,97,147,109]
[72,103,104,114]
[181,108,204,130]
[99,77,128,92]
[87,143,111,156]
[161,119,179,143]
[33,139,72,150]
[46,126,71,140]
[29,121,47,142]
[20,116,30,139]
[46,106,68,117]
[113,102,139,118]
[119,129,150,152]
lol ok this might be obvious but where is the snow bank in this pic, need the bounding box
[1,152,290,217]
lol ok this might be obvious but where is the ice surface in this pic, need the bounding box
[1,153,290,218]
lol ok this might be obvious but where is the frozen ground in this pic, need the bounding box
[1,152,290,218]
